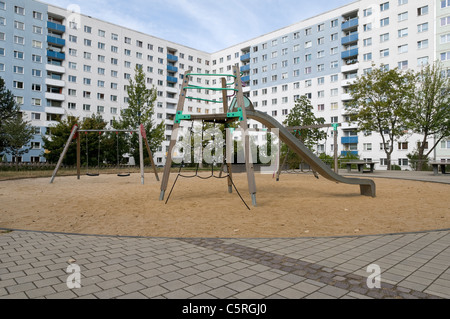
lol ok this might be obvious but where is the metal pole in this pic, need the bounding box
[139,127,144,185]
[50,125,78,184]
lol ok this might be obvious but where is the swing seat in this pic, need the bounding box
[117,173,130,177]
[86,173,99,177]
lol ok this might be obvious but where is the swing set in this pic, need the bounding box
[50,124,159,184]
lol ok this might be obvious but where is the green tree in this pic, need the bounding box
[2,115,34,169]
[407,62,450,171]
[282,96,327,169]
[0,77,20,152]
[114,66,164,165]
[42,116,80,165]
[347,65,416,170]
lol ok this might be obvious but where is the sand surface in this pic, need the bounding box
[0,173,448,238]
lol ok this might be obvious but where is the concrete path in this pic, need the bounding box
[0,229,448,300]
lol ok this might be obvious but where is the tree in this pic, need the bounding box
[347,65,416,170]
[0,77,20,152]
[407,62,450,171]
[282,96,327,169]
[114,65,164,165]
[2,115,34,169]
[42,116,80,165]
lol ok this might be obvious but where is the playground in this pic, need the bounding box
[0,172,448,238]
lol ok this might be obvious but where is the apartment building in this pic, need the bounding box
[0,0,447,168]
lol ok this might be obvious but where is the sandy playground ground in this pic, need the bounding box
[0,172,448,238]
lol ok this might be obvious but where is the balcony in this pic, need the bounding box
[341,18,358,31]
[46,64,65,74]
[167,65,178,73]
[341,78,356,87]
[47,21,66,33]
[47,36,65,47]
[240,53,250,62]
[45,92,65,102]
[341,48,358,60]
[341,93,353,101]
[45,78,65,87]
[241,75,250,82]
[45,107,65,115]
[47,50,65,60]
[341,136,359,144]
[341,151,358,156]
[167,76,178,83]
[342,62,359,73]
[240,64,250,72]
[341,33,358,45]
[167,54,178,62]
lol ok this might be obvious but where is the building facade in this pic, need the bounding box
[0,0,448,168]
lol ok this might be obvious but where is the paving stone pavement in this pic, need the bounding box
[0,228,449,300]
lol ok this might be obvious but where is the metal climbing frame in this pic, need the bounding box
[159,65,258,207]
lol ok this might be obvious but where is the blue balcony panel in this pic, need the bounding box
[240,64,250,72]
[47,36,65,46]
[167,65,178,73]
[167,76,178,83]
[341,151,359,157]
[47,50,65,60]
[241,75,250,82]
[167,54,178,62]
[341,48,358,59]
[240,53,250,62]
[341,136,359,144]
[341,18,358,31]
[47,21,66,33]
[341,33,358,45]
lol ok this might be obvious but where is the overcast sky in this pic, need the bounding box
[42,0,354,52]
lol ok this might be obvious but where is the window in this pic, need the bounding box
[398,12,408,22]
[32,69,41,77]
[417,6,428,16]
[380,48,389,58]
[32,40,42,48]
[331,19,338,28]
[317,37,324,45]
[398,142,408,150]
[33,26,42,34]
[13,66,24,74]
[305,28,312,36]
[364,53,372,62]
[14,20,25,30]
[398,28,408,38]
[442,0,450,8]
[317,50,324,58]
[14,36,24,45]
[363,8,372,17]
[305,41,312,48]
[111,33,118,41]
[69,35,77,43]
[398,60,408,70]
[330,61,338,69]
[363,143,372,151]
[363,38,372,47]
[84,39,92,46]
[14,6,25,15]
[418,56,429,66]
[441,52,450,61]
[417,40,428,49]
[399,0,408,5]
[380,18,389,27]
[0,1,5,10]
[32,98,41,106]
[380,33,389,42]
[84,26,92,33]
[33,11,43,20]
[418,23,428,33]
[398,44,408,54]
[13,81,24,89]
[14,51,24,59]
[363,23,372,32]
[380,2,389,11]
[441,34,450,44]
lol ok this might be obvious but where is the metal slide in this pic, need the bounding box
[246,110,376,197]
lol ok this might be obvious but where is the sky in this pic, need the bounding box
[42,0,354,53]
